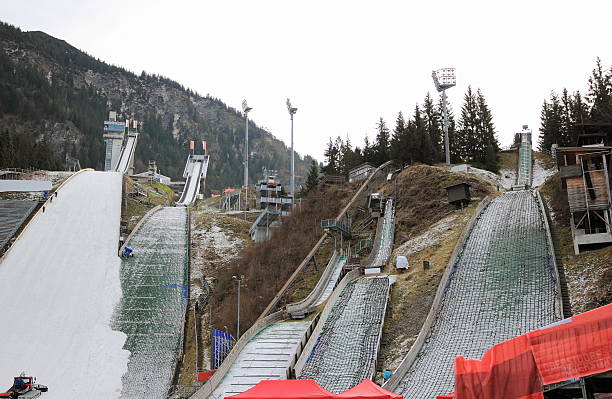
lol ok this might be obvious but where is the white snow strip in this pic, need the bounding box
[532,158,556,188]
[393,214,460,258]
[499,169,517,191]
[0,171,129,399]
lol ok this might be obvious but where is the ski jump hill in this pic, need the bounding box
[114,153,208,396]
[195,134,567,399]
[0,148,209,399]
[114,133,138,174]
[177,154,209,206]
[0,170,129,399]
[192,162,395,399]
[383,134,564,398]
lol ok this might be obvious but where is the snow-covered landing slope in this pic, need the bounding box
[0,171,129,399]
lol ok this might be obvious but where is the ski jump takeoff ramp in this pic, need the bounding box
[115,134,138,174]
[0,170,129,399]
[177,155,209,206]
[384,190,563,398]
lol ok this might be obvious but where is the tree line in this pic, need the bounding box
[316,86,499,184]
[538,58,612,152]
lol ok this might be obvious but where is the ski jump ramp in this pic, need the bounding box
[384,190,562,398]
[0,170,129,399]
[296,275,391,393]
[113,206,189,399]
[293,200,395,392]
[177,155,209,206]
[115,134,138,174]
[285,252,347,319]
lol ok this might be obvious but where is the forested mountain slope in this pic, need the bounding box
[0,22,311,191]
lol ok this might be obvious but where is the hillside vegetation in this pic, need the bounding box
[208,182,355,338]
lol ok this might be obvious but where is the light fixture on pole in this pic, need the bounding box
[432,68,456,165]
[242,100,252,211]
[232,275,244,339]
[286,98,297,202]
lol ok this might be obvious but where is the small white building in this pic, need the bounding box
[348,163,375,183]
[130,171,171,185]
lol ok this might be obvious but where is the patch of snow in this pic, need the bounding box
[394,214,460,258]
[499,169,517,191]
[532,158,556,188]
[172,113,180,139]
[452,164,501,189]
[191,216,245,280]
[0,171,129,399]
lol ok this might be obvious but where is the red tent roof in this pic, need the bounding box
[337,379,402,399]
[226,380,335,399]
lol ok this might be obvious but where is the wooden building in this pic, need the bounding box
[555,146,612,254]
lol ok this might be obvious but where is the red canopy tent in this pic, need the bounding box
[337,379,402,399]
[225,380,335,399]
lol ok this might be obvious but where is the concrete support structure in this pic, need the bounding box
[103,111,125,172]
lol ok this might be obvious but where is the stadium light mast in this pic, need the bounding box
[242,100,252,210]
[432,68,456,165]
[286,98,298,202]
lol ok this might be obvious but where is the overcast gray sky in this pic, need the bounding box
[2,0,611,161]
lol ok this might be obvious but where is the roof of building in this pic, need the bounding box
[555,146,611,153]
[349,163,375,173]
[130,171,171,180]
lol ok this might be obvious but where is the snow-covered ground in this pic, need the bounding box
[499,169,517,190]
[532,158,556,188]
[0,171,129,399]
[393,213,461,259]
[451,164,501,188]
[190,214,246,298]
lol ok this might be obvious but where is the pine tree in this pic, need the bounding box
[390,112,410,166]
[423,93,443,163]
[374,118,390,166]
[412,105,434,164]
[362,136,376,165]
[322,138,340,174]
[587,58,612,123]
[303,160,319,194]
[456,86,479,162]
[475,89,499,171]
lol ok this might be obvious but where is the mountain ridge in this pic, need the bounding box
[0,22,311,192]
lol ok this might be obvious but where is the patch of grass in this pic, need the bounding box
[564,247,612,314]
[498,151,518,171]
[379,164,494,244]
[121,177,176,235]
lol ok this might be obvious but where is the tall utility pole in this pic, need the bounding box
[286,99,298,202]
[232,275,244,338]
[242,100,252,210]
[432,68,456,165]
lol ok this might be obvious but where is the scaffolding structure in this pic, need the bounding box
[556,146,612,254]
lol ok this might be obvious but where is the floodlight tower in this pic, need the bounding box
[432,68,456,165]
[286,98,298,202]
[242,100,253,210]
